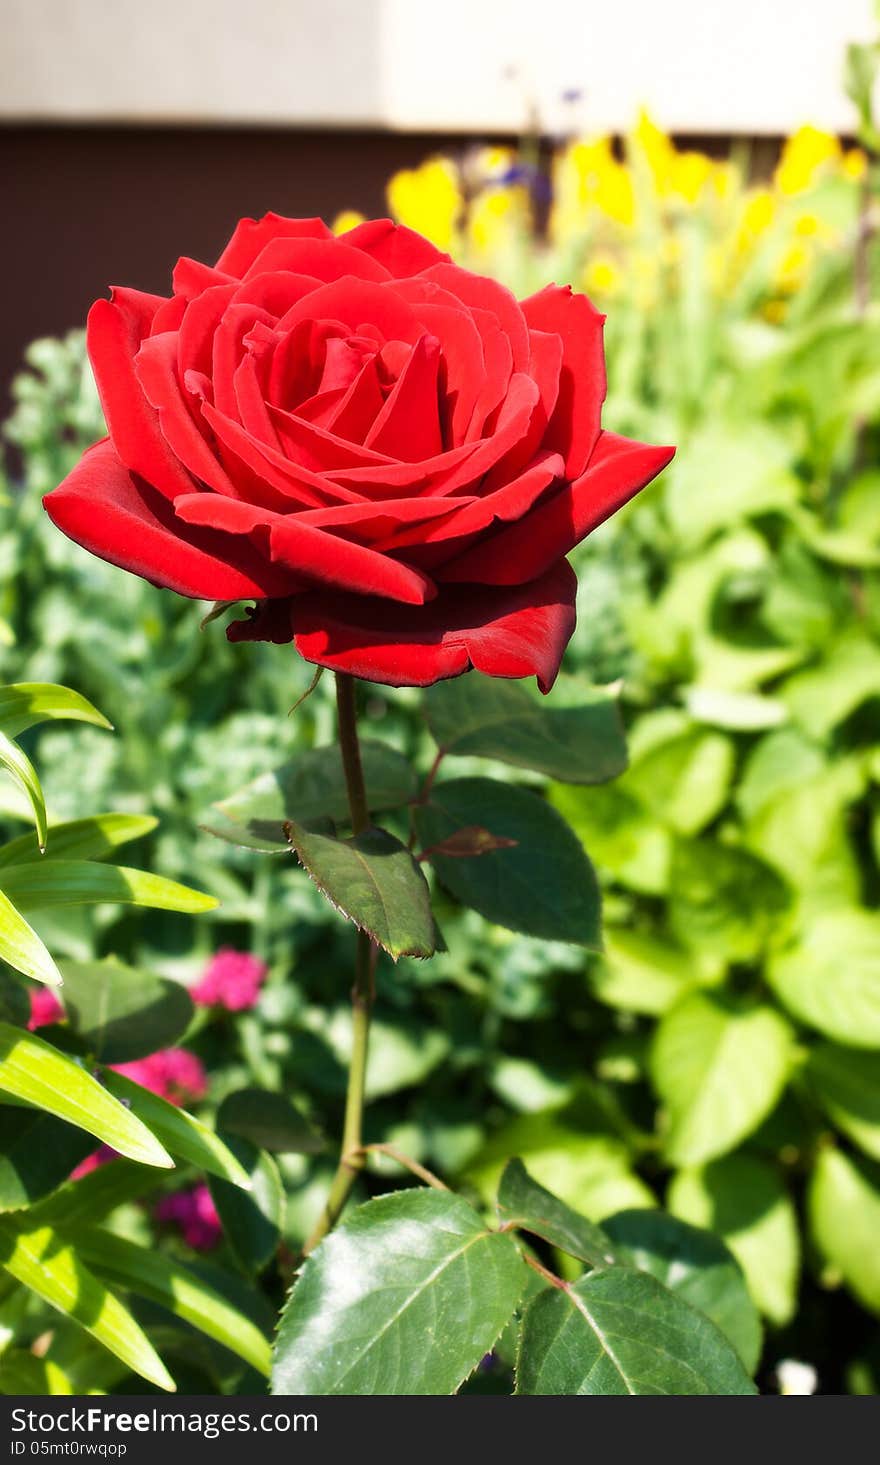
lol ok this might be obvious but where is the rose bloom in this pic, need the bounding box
[190,947,267,1012]
[44,215,673,690]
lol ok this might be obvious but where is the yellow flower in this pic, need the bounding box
[843,148,868,181]
[633,109,677,196]
[735,188,776,256]
[467,185,529,255]
[709,162,736,201]
[331,209,365,236]
[671,151,713,204]
[583,255,623,297]
[474,146,516,180]
[775,125,841,196]
[794,212,820,237]
[387,158,463,250]
[775,239,811,292]
[550,136,635,236]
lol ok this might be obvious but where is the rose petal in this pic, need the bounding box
[215,213,332,277]
[326,356,385,442]
[269,276,422,347]
[268,402,399,473]
[441,432,675,584]
[231,559,577,691]
[364,334,443,461]
[173,257,237,299]
[44,440,291,599]
[87,293,195,502]
[212,303,276,420]
[521,284,606,478]
[294,494,476,543]
[135,332,237,496]
[420,262,530,372]
[426,373,540,497]
[200,399,360,508]
[259,518,437,605]
[177,283,237,382]
[382,451,564,563]
[242,237,391,284]
[339,218,451,276]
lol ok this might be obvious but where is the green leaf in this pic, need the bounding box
[272,1190,526,1395]
[0,887,61,986]
[603,1209,762,1373]
[549,782,670,895]
[496,1158,617,1267]
[0,684,112,740]
[684,686,787,732]
[591,928,697,1016]
[0,1105,95,1211]
[0,731,47,851]
[515,1266,756,1395]
[100,1069,250,1190]
[468,1116,655,1220]
[806,1041,880,1159]
[217,1088,324,1155]
[783,633,880,739]
[0,861,217,915]
[424,674,627,784]
[416,778,601,947]
[809,1149,880,1314]
[0,1218,174,1391]
[651,993,794,1165]
[0,1349,76,1395]
[286,822,436,960]
[0,1024,172,1168]
[208,1135,283,1274]
[203,741,416,852]
[668,838,792,963]
[320,1008,450,1100]
[663,422,800,551]
[0,970,29,1027]
[59,957,193,1063]
[0,814,158,869]
[70,1225,271,1376]
[29,1159,158,1229]
[745,761,865,910]
[669,1156,800,1326]
[768,910,880,1047]
[625,728,735,836]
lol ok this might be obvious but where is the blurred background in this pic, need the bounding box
[0,0,875,408]
[2,0,880,1398]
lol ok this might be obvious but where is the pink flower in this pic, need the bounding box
[70,1147,115,1181]
[154,1183,221,1251]
[28,987,64,1031]
[68,1049,208,1182]
[113,1048,208,1106]
[190,948,267,1013]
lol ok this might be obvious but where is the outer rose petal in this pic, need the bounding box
[441,432,676,585]
[43,440,293,600]
[214,213,331,277]
[88,293,195,502]
[229,560,577,692]
[340,219,451,276]
[521,284,606,478]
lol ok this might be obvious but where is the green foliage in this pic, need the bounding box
[516,1266,755,1395]
[286,822,437,960]
[3,81,880,1393]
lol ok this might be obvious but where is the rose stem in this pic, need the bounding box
[301,672,375,1256]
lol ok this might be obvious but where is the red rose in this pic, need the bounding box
[44,214,673,690]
